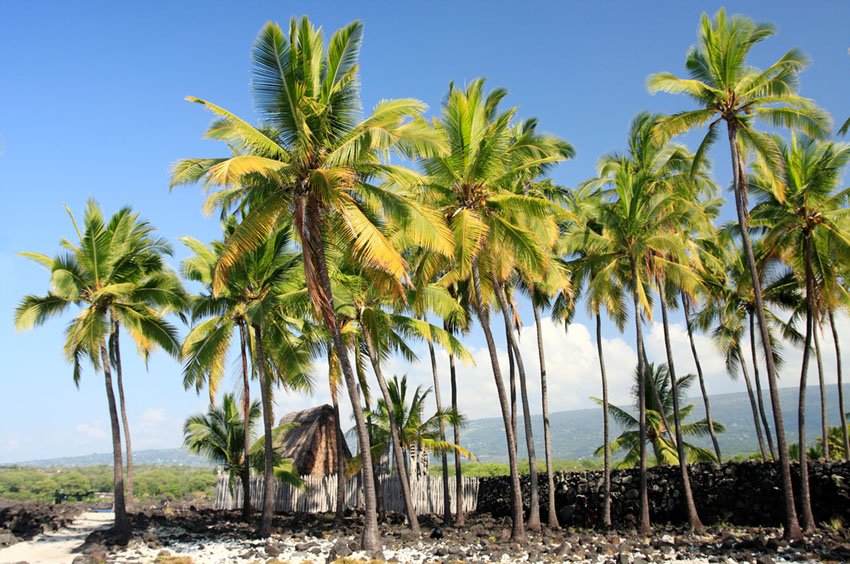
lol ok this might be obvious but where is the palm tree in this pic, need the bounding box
[564,184,627,528]
[184,393,262,491]
[598,363,724,467]
[184,393,303,493]
[15,200,181,536]
[648,9,831,539]
[421,80,570,540]
[181,229,256,518]
[183,222,312,536]
[572,112,703,532]
[103,212,185,503]
[355,375,472,476]
[750,135,850,531]
[510,139,575,530]
[171,18,449,548]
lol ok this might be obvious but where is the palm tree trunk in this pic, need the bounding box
[739,348,769,460]
[596,313,611,528]
[332,388,346,521]
[658,284,702,530]
[305,199,380,550]
[238,321,252,519]
[797,236,816,531]
[830,311,850,461]
[425,323,452,526]
[328,346,346,523]
[255,324,277,538]
[110,322,133,504]
[362,327,421,534]
[630,259,651,534]
[681,295,721,462]
[532,303,559,529]
[99,344,129,536]
[495,280,541,531]
[506,325,518,452]
[727,121,801,540]
[813,320,829,460]
[448,346,465,525]
[749,312,777,460]
[471,259,525,541]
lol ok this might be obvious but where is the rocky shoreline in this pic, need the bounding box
[0,500,84,548]
[69,508,850,563]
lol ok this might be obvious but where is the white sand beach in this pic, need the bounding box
[0,512,112,564]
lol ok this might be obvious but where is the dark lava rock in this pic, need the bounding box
[265,542,281,557]
[0,529,18,547]
[328,538,352,559]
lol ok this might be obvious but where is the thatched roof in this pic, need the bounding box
[275,404,351,477]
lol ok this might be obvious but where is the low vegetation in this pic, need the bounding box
[0,466,217,504]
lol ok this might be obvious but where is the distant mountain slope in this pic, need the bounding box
[9,448,211,468]
[7,384,848,467]
[463,384,850,462]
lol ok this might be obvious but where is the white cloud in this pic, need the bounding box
[75,423,107,440]
[274,312,850,434]
[5,439,19,451]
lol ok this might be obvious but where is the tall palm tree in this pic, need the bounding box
[512,148,575,531]
[598,363,724,467]
[421,80,570,540]
[648,9,831,539]
[564,184,627,529]
[573,112,703,532]
[750,135,850,531]
[103,212,185,503]
[171,18,448,548]
[181,228,255,518]
[183,222,312,536]
[15,201,181,536]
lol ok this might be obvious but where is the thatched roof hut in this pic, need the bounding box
[275,404,351,477]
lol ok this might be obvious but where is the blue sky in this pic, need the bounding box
[1,1,848,463]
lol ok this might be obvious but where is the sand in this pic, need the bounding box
[0,511,112,564]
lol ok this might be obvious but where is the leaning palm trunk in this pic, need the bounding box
[362,328,421,534]
[495,280,541,531]
[830,311,850,461]
[682,296,721,462]
[110,323,133,503]
[238,322,252,519]
[99,343,129,536]
[596,313,612,528]
[797,239,816,531]
[749,313,777,459]
[332,392,346,521]
[328,347,346,523]
[658,287,703,530]
[813,323,829,460]
[532,303,559,528]
[426,336,452,525]
[255,324,276,538]
[472,260,525,541]
[630,260,651,533]
[446,320,465,525]
[505,325,518,450]
[739,348,769,460]
[305,202,380,550]
[727,122,802,540]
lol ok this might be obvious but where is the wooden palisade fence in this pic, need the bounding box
[215,473,479,515]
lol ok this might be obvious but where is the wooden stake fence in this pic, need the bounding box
[215,473,479,515]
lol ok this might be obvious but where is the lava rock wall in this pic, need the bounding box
[477,461,850,527]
